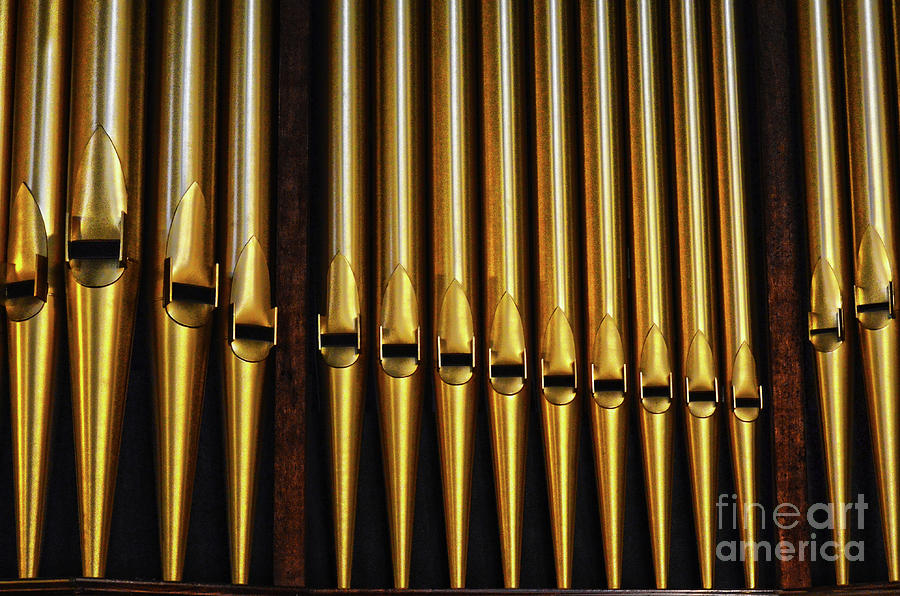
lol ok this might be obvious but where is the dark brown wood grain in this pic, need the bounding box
[752,0,812,590]
[273,0,309,588]
[0,579,297,595]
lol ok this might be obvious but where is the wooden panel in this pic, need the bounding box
[273,0,310,588]
[752,0,812,590]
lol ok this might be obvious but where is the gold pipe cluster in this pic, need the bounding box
[0,0,277,583]
[320,0,770,589]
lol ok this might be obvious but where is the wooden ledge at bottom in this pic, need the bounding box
[0,578,299,595]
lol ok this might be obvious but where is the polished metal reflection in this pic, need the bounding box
[431,0,478,588]
[7,0,69,579]
[670,0,720,587]
[797,0,854,585]
[625,0,676,587]
[533,0,581,588]
[150,0,218,582]
[481,0,530,588]
[221,0,276,585]
[375,0,424,588]
[842,0,900,581]
[319,0,367,589]
[66,0,146,577]
[580,0,628,588]
[710,0,763,588]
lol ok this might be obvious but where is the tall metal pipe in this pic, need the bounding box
[6,0,68,579]
[710,0,764,588]
[580,0,629,588]
[65,0,146,577]
[151,0,218,581]
[318,0,367,589]
[431,0,478,587]
[797,0,854,585]
[221,0,276,584]
[625,0,676,587]
[841,0,900,580]
[669,0,720,588]
[533,0,580,588]
[481,0,530,587]
[375,0,424,588]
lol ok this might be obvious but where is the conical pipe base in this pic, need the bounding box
[377,369,424,589]
[685,411,718,589]
[323,361,366,589]
[67,273,139,578]
[10,296,62,578]
[223,351,268,584]
[435,379,477,588]
[728,414,759,588]
[486,387,528,588]
[638,406,674,589]
[540,398,580,589]
[589,401,627,589]
[859,325,900,581]
[152,306,211,582]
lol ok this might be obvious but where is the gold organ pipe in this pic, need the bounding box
[841,0,900,580]
[710,0,764,588]
[0,0,13,396]
[151,0,218,582]
[579,0,629,589]
[65,0,146,577]
[7,0,68,579]
[431,0,478,588]
[481,0,530,588]
[318,0,367,589]
[221,0,276,584]
[375,0,424,588]
[625,0,676,587]
[669,0,720,588]
[533,0,580,588]
[797,0,854,585]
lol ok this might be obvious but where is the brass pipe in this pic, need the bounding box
[151,0,218,582]
[375,0,424,588]
[221,0,276,584]
[481,0,530,587]
[0,0,13,399]
[65,0,146,577]
[318,0,367,589]
[841,0,900,580]
[669,0,720,588]
[431,0,478,588]
[579,0,628,588]
[625,0,676,587]
[6,0,68,579]
[533,0,580,588]
[797,0,854,585]
[710,0,763,588]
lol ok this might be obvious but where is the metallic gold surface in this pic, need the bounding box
[376,0,424,588]
[431,0,478,587]
[797,0,854,585]
[319,0,367,589]
[842,0,900,581]
[669,0,719,587]
[66,0,145,578]
[6,0,68,578]
[625,0,676,587]
[0,0,13,389]
[580,1,628,588]
[710,0,763,588]
[533,0,580,588]
[222,0,276,584]
[481,0,530,587]
[150,0,218,582]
